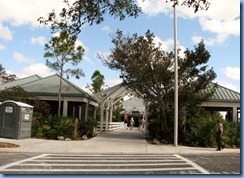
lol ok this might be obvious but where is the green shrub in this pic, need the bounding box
[223,121,240,147]
[147,119,162,140]
[147,106,240,148]
[183,116,216,147]
[32,115,75,139]
[31,116,44,138]
[78,118,98,138]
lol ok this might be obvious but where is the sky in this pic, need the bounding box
[0,0,240,94]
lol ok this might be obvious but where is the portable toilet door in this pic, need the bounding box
[0,101,17,138]
[0,100,33,139]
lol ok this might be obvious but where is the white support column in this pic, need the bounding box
[105,105,109,131]
[100,101,105,133]
[78,106,82,120]
[85,100,89,121]
[109,100,113,123]
[232,107,238,123]
[62,98,68,116]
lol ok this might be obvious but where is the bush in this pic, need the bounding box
[147,119,162,140]
[32,115,75,139]
[182,115,216,147]
[147,106,240,148]
[223,121,240,148]
[78,118,98,138]
[181,112,240,148]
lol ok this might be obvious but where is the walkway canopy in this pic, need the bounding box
[200,83,240,122]
[93,82,240,133]
[93,83,149,132]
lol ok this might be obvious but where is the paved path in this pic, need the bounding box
[0,128,240,154]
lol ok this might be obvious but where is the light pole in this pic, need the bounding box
[173,2,178,147]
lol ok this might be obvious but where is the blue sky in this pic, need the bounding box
[0,0,240,93]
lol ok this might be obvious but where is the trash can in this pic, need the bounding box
[0,100,34,139]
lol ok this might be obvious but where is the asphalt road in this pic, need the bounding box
[183,153,240,174]
[0,152,240,174]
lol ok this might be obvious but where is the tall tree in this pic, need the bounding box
[91,70,105,94]
[44,30,85,116]
[99,30,216,135]
[0,64,17,84]
[38,0,142,35]
[38,0,209,36]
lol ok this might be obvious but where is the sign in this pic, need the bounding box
[5,107,13,113]
[24,114,30,121]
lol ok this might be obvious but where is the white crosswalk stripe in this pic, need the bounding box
[0,154,210,174]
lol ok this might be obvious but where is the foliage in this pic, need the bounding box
[44,30,85,79]
[78,118,98,137]
[177,0,210,13]
[0,86,36,103]
[179,107,240,148]
[32,115,75,139]
[223,121,240,147]
[181,108,217,147]
[38,0,142,35]
[38,0,209,36]
[31,99,51,118]
[0,64,17,84]
[44,30,85,115]
[91,70,105,94]
[147,105,240,148]
[0,86,51,118]
[100,30,216,136]
[147,119,163,140]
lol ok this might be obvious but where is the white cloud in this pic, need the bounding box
[18,63,55,78]
[137,0,240,44]
[192,35,216,46]
[13,52,34,63]
[31,36,46,46]
[106,78,122,87]
[0,44,6,50]
[102,26,113,34]
[199,17,240,37]
[0,23,12,41]
[76,40,88,52]
[75,40,93,64]
[83,56,94,64]
[215,80,240,93]
[221,67,240,80]
[153,36,186,58]
[0,0,69,27]
[137,0,172,17]
[153,36,174,51]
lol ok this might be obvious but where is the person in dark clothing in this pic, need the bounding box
[216,119,225,151]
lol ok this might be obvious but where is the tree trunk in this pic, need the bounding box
[58,77,62,116]
[58,65,63,116]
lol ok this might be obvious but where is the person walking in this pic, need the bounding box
[216,119,225,151]
[130,117,134,130]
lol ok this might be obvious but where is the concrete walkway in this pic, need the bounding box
[0,128,240,154]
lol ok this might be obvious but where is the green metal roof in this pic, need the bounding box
[0,74,95,100]
[205,83,240,102]
[0,75,41,90]
[122,97,144,111]
[21,74,91,98]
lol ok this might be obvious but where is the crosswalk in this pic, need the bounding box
[0,154,210,174]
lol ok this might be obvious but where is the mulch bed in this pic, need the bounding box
[0,142,20,148]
